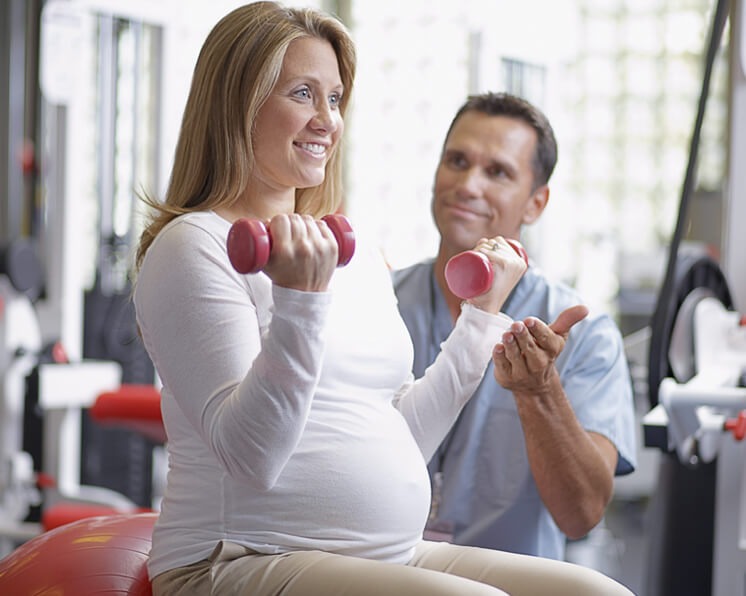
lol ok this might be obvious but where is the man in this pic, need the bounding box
[392,92,636,560]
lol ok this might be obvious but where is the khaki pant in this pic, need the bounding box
[152,540,634,596]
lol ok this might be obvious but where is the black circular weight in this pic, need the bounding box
[647,252,733,408]
[0,238,44,298]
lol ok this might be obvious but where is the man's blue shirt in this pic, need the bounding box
[392,259,636,560]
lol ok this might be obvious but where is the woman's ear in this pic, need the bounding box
[521,185,549,225]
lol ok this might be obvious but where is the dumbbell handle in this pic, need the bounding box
[227,214,355,274]
[444,239,529,300]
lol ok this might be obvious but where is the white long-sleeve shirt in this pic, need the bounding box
[134,211,512,579]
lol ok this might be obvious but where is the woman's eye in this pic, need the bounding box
[293,87,311,100]
[329,93,342,108]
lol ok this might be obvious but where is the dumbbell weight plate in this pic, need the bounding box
[226,219,271,274]
[445,252,494,301]
[321,213,355,267]
[444,239,529,300]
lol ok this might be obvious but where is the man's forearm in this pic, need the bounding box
[513,371,617,539]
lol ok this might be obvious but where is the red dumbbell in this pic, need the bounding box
[444,239,529,300]
[227,213,355,274]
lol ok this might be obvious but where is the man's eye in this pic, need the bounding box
[487,166,506,178]
[446,154,467,168]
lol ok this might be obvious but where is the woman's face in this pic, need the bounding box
[250,36,344,198]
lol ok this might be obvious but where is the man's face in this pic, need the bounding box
[431,111,547,256]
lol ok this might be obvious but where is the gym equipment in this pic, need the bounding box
[90,384,165,446]
[0,248,44,553]
[0,512,157,596]
[227,213,356,274]
[639,1,746,594]
[32,383,164,533]
[643,258,746,596]
[0,239,151,553]
[0,238,44,300]
[40,501,152,532]
[654,293,746,465]
[444,238,529,300]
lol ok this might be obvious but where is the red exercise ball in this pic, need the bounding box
[0,512,157,595]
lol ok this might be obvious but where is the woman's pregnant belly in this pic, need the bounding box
[226,401,431,562]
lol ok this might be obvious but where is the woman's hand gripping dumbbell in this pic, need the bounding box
[227,213,355,290]
[445,237,529,306]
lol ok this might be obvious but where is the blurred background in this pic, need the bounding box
[31,0,730,317]
[2,1,745,595]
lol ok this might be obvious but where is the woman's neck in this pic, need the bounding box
[215,187,295,224]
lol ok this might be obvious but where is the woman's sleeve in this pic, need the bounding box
[134,222,331,490]
[393,304,513,462]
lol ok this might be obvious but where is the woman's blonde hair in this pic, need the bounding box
[135,1,356,269]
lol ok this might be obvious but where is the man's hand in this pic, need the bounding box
[491,303,619,538]
[492,304,589,393]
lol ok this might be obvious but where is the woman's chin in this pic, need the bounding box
[296,173,326,189]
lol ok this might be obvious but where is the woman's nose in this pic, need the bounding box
[311,102,340,134]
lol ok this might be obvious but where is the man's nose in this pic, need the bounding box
[455,167,484,199]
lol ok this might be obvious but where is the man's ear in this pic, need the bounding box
[521,185,549,225]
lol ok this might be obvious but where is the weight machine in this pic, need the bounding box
[0,0,163,557]
[643,1,746,595]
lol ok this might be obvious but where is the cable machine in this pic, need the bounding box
[643,1,746,595]
[1,1,164,556]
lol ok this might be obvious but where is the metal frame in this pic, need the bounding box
[712,4,746,593]
[0,0,27,244]
[724,0,746,312]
